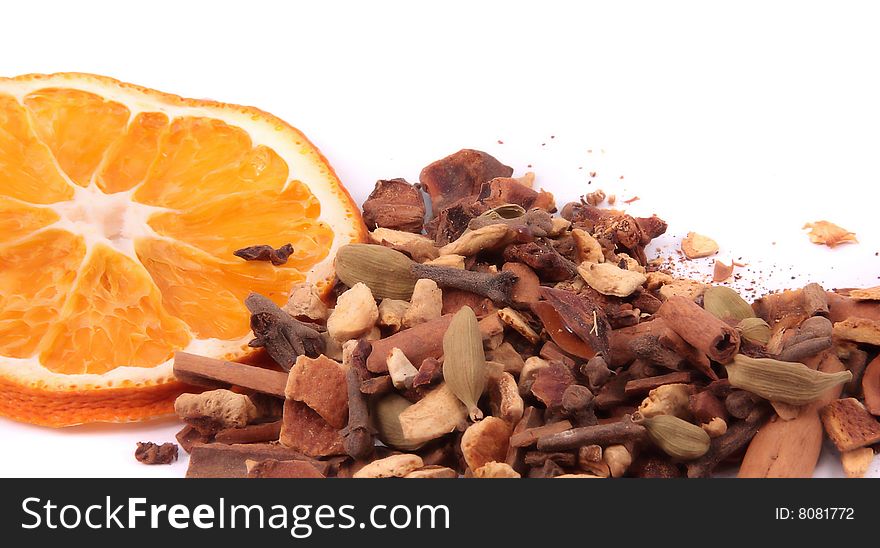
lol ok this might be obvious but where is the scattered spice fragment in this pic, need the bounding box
[802,220,858,248]
[713,259,734,282]
[233,243,294,266]
[135,442,178,465]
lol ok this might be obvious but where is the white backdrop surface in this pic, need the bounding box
[1,1,878,477]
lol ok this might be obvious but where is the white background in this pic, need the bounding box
[1,0,878,477]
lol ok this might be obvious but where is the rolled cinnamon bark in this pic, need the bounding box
[657,296,740,364]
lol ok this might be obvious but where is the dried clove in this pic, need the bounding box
[233,243,294,266]
[503,240,578,281]
[246,293,325,371]
[411,263,518,307]
[341,366,375,460]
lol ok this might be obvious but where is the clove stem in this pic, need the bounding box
[411,263,518,306]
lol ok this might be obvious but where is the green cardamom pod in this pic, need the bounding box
[442,306,487,421]
[703,286,755,321]
[335,244,416,300]
[738,317,771,345]
[639,414,711,460]
[373,394,424,451]
[726,354,852,406]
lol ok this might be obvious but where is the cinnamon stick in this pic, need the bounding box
[509,420,573,448]
[624,372,694,396]
[214,421,282,445]
[186,443,329,478]
[657,296,740,364]
[173,352,288,397]
[366,315,453,373]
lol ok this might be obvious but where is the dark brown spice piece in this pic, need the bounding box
[360,375,394,395]
[362,178,427,233]
[245,293,325,371]
[632,457,682,478]
[562,384,598,426]
[524,451,577,467]
[657,296,740,364]
[175,424,213,453]
[503,241,578,282]
[527,459,566,478]
[419,149,513,212]
[541,287,612,358]
[580,355,613,392]
[233,243,294,266]
[135,442,178,465]
[367,315,453,373]
[412,357,443,388]
[531,361,577,409]
[509,420,573,448]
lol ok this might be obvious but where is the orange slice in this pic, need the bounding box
[0,73,366,427]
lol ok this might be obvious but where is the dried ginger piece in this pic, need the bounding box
[802,220,857,248]
[713,260,734,282]
[681,232,719,259]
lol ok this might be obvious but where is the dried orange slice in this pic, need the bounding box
[0,73,366,427]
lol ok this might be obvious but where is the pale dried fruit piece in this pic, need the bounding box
[488,371,524,425]
[833,317,880,345]
[283,283,328,321]
[712,260,734,282]
[424,254,466,269]
[378,299,410,333]
[849,286,880,301]
[353,454,424,478]
[840,448,875,478]
[174,389,258,429]
[681,232,719,259]
[659,278,707,301]
[638,384,692,419]
[404,466,458,478]
[498,307,540,345]
[327,282,379,342]
[370,228,439,262]
[386,347,419,390]
[571,228,604,263]
[398,383,468,444]
[701,417,728,438]
[402,279,443,328]
[439,223,512,256]
[577,262,647,298]
[802,220,857,248]
[461,416,512,471]
[285,354,348,429]
[603,445,632,478]
[819,398,880,452]
[473,461,521,478]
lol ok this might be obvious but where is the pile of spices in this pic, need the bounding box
[145,149,880,478]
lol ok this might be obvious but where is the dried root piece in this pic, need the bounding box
[386,348,419,390]
[577,262,646,297]
[371,228,439,262]
[440,223,512,256]
[175,389,258,431]
[571,228,605,263]
[802,220,857,248]
[405,466,458,479]
[378,299,410,333]
[498,307,540,344]
[398,383,468,444]
[638,384,692,419]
